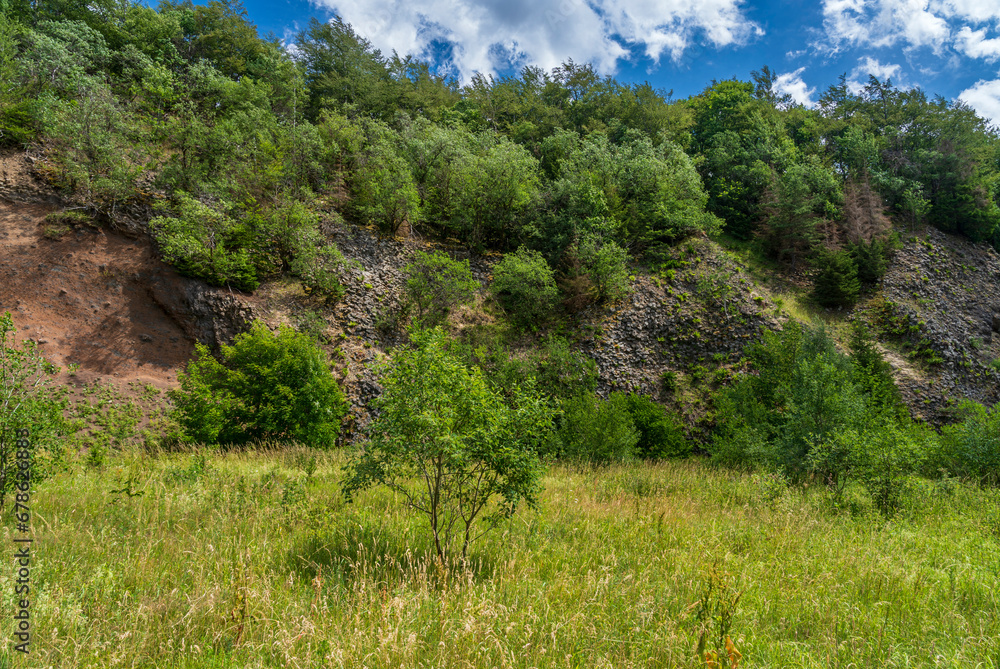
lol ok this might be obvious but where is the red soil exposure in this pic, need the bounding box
[0,198,194,393]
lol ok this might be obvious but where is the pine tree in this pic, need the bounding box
[812,249,860,308]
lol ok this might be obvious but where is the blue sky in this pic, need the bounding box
[240,0,1000,125]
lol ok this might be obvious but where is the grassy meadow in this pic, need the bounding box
[1,448,998,668]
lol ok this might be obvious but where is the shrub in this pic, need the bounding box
[0,312,67,511]
[170,321,347,447]
[812,248,860,308]
[490,247,559,328]
[660,370,678,395]
[402,250,478,327]
[151,194,260,291]
[529,336,598,403]
[552,393,639,465]
[291,244,350,302]
[710,322,867,474]
[452,333,596,406]
[342,328,553,561]
[576,235,631,303]
[616,392,690,459]
[835,422,923,514]
[935,400,1000,484]
[292,310,329,342]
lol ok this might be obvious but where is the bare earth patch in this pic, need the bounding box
[0,192,194,395]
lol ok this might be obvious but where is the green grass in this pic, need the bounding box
[3,448,999,667]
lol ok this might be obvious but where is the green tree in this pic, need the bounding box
[690,79,795,239]
[552,392,639,465]
[711,323,867,474]
[342,328,554,561]
[296,16,399,119]
[170,321,347,447]
[168,0,271,80]
[812,249,860,308]
[448,134,540,250]
[403,250,478,327]
[320,112,420,235]
[351,131,421,235]
[757,157,842,267]
[490,247,559,328]
[151,193,260,291]
[0,16,33,146]
[575,234,630,303]
[848,320,904,420]
[541,131,720,258]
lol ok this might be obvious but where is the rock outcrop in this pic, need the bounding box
[873,226,1000,421]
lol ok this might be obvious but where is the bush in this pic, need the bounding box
[529,336,598,403]
[616,392,690,459]
[812,249,860,308]
[552,393,639,465]
[291,243,351,302]
[490,247,559,328]
[402,250,478,327]
[710,322,867,474]
[453,333,597,406]
[576,235,631,303]
[0,312,67,511]
[820,423,923,514]
[170,321,347,447]
[935,400,1000,484]
[342,328,553,561]
[151,194,260,291]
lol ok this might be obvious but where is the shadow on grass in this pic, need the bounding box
[283,517,503,590]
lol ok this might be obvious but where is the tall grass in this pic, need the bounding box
[1,448,998,667]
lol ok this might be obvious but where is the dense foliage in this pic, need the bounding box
[7,0,994,304]
[170,321,347,447]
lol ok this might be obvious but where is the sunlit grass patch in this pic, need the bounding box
[2,450,997,667]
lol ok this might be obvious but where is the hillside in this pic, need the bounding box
[2,149,997,432]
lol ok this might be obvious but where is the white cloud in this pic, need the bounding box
[931,0,1000,23]
[823,0,1000,62]
[845,56,904,92]
[308,0,762,80]
[854,56,904,80]
[822,0,950,53]
[958,78,1000,124]
[773,67,816,107]
[955,26,1000,61]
